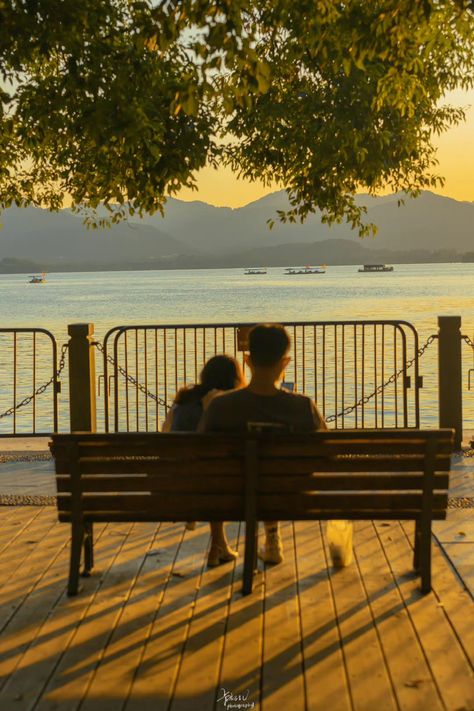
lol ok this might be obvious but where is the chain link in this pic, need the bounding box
[0,342,69,421]
[462,334,474,349]
[94,341,169,409]
[325,334,438,423]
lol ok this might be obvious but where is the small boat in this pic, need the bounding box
[244,267,267,275]
[29,272,46,283]
[284,265,326,275]
[358,264,394,273]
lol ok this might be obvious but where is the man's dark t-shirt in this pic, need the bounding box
[199,387,326,432]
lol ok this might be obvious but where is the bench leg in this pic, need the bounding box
[68,523,84,596]
[419,521,432,595]
[82,522,94,577]
[413,520,421,572]
[243,519,257,595]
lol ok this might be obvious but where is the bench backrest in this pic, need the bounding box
[50,429,454,523]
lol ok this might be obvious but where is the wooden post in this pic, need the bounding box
[438,316,462,449]
[68,323,97,432]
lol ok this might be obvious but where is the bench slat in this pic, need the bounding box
[257,441,453,456]
[55,473,448,494]
[56,494,243,518]
[57,510,448,523]
[56,458,243,476]
[55,475,245,494]
[259,456,451,473]
[53,455,451,477]
[257,492,448,513]
[257,474,449,492]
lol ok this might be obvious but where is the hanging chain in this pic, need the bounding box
[94,341,169,409]
[326,334,437,423]
[462,334,474,349]
[0,342,69,421]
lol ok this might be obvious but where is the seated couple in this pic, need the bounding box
[163,323,351,568]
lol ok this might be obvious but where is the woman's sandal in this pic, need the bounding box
[207,544,238,567]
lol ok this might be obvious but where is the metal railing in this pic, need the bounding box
[101,320,423,433]
[0,328,61,436]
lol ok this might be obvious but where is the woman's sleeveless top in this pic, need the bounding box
[170,400,203,432]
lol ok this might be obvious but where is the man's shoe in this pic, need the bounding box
[258,534,283,565]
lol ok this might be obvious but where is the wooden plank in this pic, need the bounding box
[257,474,450,491]
[124,522,211,710]
[51,429,454,445]
[402,520,474,665]
[55,475,245,494]
[430,543,474,599]
[77,442,244,459]
[258,441,453,457]
[55,455,452,476]
[0,515,69,636]
[261,521,306,711]
[260,456,452,474]
[218,526,264,710]
[355,521,444,710]
[0,507,44,553]
[54,458,243,476]
[54,510,449,524]
[57,493,244,513]
[0,522,106,706]
[76,522,177,711]
[257,492,448,512]
[376,520,474,710]
[0,508,59,599]
[34,521,145,711]
[169,522,240,711]
[293,521,352,711]
[322,521,398,711]
[77,459,243,476]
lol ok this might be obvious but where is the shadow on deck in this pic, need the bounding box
[0,509,473,711]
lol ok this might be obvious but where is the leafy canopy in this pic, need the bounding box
[0,0,473,233]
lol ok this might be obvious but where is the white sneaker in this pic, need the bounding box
[258,533,284,564]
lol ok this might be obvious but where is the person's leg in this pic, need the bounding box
[258,521,283,564]
[208,522,238,566]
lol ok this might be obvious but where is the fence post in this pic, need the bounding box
[438,315,462,449]
[68,323,97,432]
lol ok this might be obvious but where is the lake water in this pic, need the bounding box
[1,263,473,338]
[1,263,473,432]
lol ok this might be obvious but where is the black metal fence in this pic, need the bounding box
[0,328,59,436]
[101,320,422,433]
[2,318,471,442]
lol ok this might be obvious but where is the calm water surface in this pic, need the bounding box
[1,263,473,431]
[1,263,473,340]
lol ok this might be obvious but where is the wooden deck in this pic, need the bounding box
[0,507,472,711]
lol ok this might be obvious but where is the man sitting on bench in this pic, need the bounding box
[200,323,329,564]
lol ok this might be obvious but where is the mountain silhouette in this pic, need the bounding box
[0,191,472,270]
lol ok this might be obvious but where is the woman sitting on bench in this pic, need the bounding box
[162,354,246,566]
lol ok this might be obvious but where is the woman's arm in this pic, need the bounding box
[161,405,176,432]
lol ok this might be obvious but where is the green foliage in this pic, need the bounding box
[0,0,473,233]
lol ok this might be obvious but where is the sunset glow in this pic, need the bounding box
[178,89,474,207]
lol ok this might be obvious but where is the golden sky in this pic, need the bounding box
[178,88,474,207]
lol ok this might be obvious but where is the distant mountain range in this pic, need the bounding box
[0,190,473,272]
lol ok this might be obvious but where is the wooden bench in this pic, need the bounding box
[50,428,454,596]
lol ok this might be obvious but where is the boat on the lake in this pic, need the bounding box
[358,264,394,273]
[244,267,267,275]
[29,272,46,283]
[284,265,326,275]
